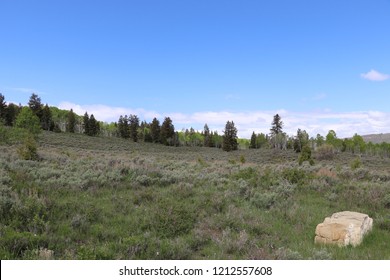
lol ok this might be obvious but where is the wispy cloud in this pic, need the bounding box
[10,87,36,94]
[58,102,390,139]
[360,69,389,81]
[8,87,47,95]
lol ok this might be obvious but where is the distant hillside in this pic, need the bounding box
[361,133,390,144]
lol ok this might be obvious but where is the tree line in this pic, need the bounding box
[1,93,390,158]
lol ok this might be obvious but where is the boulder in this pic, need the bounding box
[314,211,373,247]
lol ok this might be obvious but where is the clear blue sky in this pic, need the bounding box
[1,0,389,138]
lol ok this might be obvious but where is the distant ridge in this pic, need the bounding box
[361,133,390,144]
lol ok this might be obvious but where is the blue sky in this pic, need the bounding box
[1,0,389,138]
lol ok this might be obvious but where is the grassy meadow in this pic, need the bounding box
[1,131,390,260]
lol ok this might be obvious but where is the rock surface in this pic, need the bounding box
[314,211,373,247]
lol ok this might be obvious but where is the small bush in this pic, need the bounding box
[350,157,362,170]
[240,155,246,164]
[383,194,390,209]
[250,192,276,209]
[17,136,38,161]
[282,168,308,185]
[298,145,314,166]
[316,144,335,160]
[275,247,302,260]
[311,249,332,260]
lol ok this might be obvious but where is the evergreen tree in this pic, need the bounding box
[88,114,99,136]
[129,114,139,142]
[270,114,283,136]
[222,121,238,152]
[150,117,161,143]
[66,109,76,133]
[203,124,211,147]
[28,93,43,121]
[160,117,175,146]
[4,103,20,126]
[83,112,90,135]
[250,131,257,149]
[270,114,285,149]
[118,115,130,138]
[118,115,124,138]
[0,93,6,123]
[41,104,52,131]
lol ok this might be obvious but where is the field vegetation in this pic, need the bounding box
[1,93,390,259]
[1,129,390,260]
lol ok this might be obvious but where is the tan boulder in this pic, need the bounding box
[314,211,373,247]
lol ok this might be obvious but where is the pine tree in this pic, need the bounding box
[83,112,90,135]
[270,114,283,136]
[4,103,20,126]
[160,117,175,146]
[270,114,285,149]
[118,115,130,138]
[28,93,43,122]
[41,104,52,131]
[150,117,161,143]
[250,131,257,149]
[203,124,211,147]
[66,109,76,133]
[88,114,99,136]
[222,121,238,152]
[129,114,139,142]
[0,93,6,123]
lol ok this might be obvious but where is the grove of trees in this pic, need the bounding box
[2,93,390,158]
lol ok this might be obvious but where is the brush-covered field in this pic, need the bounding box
[1,131,390,260]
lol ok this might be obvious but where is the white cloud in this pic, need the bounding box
[360,69,389,81]
[58,102,161,123]
[58,101,390,139]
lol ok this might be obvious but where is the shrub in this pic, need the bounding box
[275,247,302,260]
[1,228,48,258]
[282,168,308,185]
[311,249,332,260]
[152,200,197,238]
[350,157,362,170]
[316,144,335,160]
[298,145,314,166]
[0,122,9,144]
[383,194,390,209]
[0,185,17,221]
[17,135,39,161]
[250,192,276,209]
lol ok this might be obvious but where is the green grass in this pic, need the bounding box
[1,131,390,259]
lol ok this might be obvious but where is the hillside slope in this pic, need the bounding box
[361,133,390,144]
